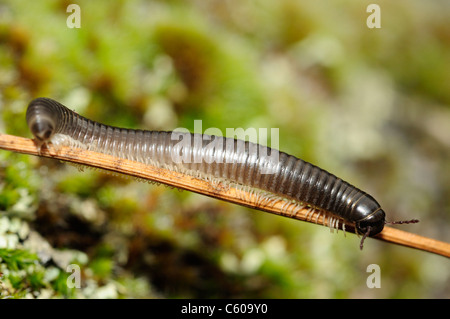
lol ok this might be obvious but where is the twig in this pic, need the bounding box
[1,133,449,258]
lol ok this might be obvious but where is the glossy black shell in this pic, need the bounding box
[27,97,386,236]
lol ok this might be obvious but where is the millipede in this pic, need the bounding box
[26,97,419,249]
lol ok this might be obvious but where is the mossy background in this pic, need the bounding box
[0,0,449,298]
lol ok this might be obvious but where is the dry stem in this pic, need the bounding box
[1,133,449,258]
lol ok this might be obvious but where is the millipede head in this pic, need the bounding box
[355,208,386,250]
[355,208,386,238]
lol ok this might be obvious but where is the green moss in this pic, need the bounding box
[51,269,76,298]
[0,187,21,211]
[57,172,99,198]
[0,248,38,271]
[89,258,113,281]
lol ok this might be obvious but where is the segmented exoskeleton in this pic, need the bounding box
[26,97,418,249]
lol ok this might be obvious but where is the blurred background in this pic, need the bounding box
[0,0,449,298]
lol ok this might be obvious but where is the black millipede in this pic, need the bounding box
[26,97,419,249]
